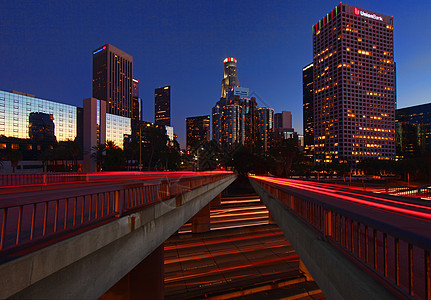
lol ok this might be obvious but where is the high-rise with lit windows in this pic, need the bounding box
[221,57,239,98]
[154,86,171,127]
[312,3,395,164]
[92,44,133,118]
[302,63,314,159]
[186,115,210,151]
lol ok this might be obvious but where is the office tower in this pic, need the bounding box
[222,104,246,149]
[92,44,133,118]
[313,4,395,164]
[302,63,314,158]
[186,115,210,150]
[221,57,239,98]
[132,78,142,120]
[154,86,171,127]
[274,111,293,130]
[257,107,274,152]
[396,103,431,158]
[274,111,294,140]
[245,97,258,149]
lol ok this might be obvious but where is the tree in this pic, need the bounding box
[269,138,298,177]
[91,143,106,172]
[7,150,23,173]
[103,141,125,171]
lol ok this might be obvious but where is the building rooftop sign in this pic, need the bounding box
[354,7,383,21]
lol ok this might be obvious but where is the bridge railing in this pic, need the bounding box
[0,173,88,186]
[0,173,232,262]
[251,176,431,299]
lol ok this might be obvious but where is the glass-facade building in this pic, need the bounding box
[0,90,133,158]
[0,90,78,142]
[396,103,431,158]
[106,113,131,149]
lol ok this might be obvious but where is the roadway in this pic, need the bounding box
[164,191,325,299]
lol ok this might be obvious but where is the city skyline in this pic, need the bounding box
[1,0,430,148]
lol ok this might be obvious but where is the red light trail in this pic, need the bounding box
[252,176,431,221]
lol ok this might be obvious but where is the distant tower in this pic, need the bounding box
[302,63,314,158]
[221,57,239,98]
[92,44,133,118]
[154,86,171,127]
[257,107,274,152]
[186,115,210,150]
[132,78,142,120]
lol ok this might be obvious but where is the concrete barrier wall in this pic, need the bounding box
[2,174,236,299]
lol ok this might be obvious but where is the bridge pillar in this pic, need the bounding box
[100,244,164,300]
[210,193,222,208]
[192,202,211,233]
[299,259,313,281]
[268,212,276,224]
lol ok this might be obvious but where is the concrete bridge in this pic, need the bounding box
[0,171,236,299]
[1,172,431,299]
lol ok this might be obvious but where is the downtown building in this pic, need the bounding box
[312,3,395,165]
[396,103,431,158]
[212,58,268,151]
[154,86,171,127]
[302,63,314,159]
[186,115,210,151]
[92,44,136,119]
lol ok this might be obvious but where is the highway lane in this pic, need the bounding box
[164,191,325,299]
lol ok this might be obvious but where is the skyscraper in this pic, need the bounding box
[186,115,210,150]
[274,111,294,140]
[92,44,133,118]
[132,78,142,120]
[154,86,171,127]
[302,63,314,158]
[257,107,274,152]
[274,111,292,130]
[396,103,431,158]
[313,4,395,164]
[221,57,239,98]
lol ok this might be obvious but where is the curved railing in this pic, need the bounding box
[251,176,431,300]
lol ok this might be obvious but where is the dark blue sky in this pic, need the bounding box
[1,0,430,148]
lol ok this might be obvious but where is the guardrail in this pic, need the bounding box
[0,173,88,186]
[297,177,431,198]
[251,176,431,299]
[0,173,232,262]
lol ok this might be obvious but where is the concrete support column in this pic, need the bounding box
[210,193,221,208]
[299,259,313,281]
[268,212,277,224]
[191,202,211,233]
[100,244,164,300]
